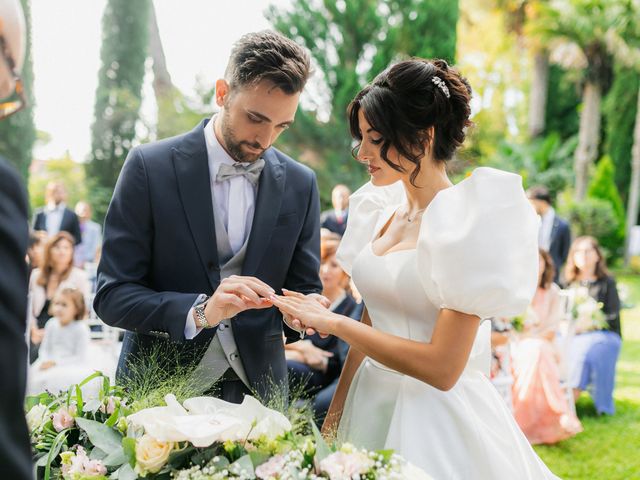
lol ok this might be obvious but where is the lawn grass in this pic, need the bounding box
[534,272,640,480]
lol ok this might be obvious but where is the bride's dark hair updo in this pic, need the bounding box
[348,59,472,185]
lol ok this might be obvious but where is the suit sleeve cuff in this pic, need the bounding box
[184,294,207,340]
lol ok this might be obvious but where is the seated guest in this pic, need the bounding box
[28,287,91,395]
[320,184,350,236]
[286,237,362,422]
[564,236,622,415]
[26,230,47,275]
[511,249,582,444]
[28,232,89,363]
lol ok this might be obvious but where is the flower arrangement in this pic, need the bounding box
[569,286,608,333]
[26,372,431,480]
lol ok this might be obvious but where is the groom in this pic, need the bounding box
[94,31,323,402]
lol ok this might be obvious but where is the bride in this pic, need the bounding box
[271,59,559,479]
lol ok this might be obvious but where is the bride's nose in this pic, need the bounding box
[356,142,374,163]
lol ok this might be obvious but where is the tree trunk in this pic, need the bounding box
[528,50,549,138]
[148,0,173,97]
[574,81,602,200]
[625,86,640,266]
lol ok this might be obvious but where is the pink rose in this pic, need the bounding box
[99,396,117,415]
[255,454,287,479]
[84,458,107,476]
[61,446,107,478]
[52,406,76,432]
[319,451,374,480]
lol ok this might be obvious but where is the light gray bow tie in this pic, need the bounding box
[215,159,265,186]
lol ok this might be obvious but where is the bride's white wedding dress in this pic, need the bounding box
[336,167,559,479]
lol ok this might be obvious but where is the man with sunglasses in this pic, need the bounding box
[0,0,32,478]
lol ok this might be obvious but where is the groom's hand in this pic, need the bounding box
[204,275,275,326]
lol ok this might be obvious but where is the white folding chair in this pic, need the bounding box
[556,289,577,415]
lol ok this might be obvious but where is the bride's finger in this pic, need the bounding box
[281,288,305,298]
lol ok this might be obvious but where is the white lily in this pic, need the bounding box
[127,394,291,447]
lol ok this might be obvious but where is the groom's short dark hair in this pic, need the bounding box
[225,30,311,94]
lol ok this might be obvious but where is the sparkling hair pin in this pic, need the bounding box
[432,76,450,98]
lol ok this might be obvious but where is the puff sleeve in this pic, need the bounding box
[336,180,404,275]
[416,167,539,319]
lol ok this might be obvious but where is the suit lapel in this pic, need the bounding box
[549,215,560,248]
[172,120,220,290]
[242,149,285,276]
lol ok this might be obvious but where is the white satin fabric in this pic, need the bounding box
[336,168,558,479]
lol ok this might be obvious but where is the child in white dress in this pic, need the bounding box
[28,287,91,395]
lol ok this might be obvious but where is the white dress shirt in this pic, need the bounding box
[45,202,65,236]
[538,207,555,251]
[204,116,258,254]
[184,118,261,338]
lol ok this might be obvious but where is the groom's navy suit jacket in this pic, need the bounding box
[94,120,322,398]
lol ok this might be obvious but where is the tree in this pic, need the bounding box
[86,0,150,220]
[28,153,88,211]
[267,0,459,201]
[587,155,626,258]
[626,85,640,265]
[498,0,551,138]
[533,0,638,200]
[603,66,639,201]
[0,0,36,182]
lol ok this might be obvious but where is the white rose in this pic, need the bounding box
[25,404,48,432]
[134,434,174,476]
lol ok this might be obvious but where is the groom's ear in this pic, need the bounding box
[215,79,230,107]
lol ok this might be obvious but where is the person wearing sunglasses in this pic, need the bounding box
[0,0,32,478]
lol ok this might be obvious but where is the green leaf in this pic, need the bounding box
[90,447,107,460]
[122,436,137,468]
[311,422,332,461]
[75,384,84,416]
[249,450,270,467]
[112,463,137,480]
[75,417,123,453]
[44,429,68,480]
[105,405,121,427]
[167,444,196,469]
[103,446,127,466]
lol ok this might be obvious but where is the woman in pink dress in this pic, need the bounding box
[511,249,582,444]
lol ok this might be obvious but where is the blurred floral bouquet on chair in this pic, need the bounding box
[570,286,607,333]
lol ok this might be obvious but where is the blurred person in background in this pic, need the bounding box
[26,230,48,274]
[511,249,582,444]
[28,232,89,363]
[564,236,622,415]
[32,181,82,244]
[320,184,351,236]
[527,185,571,282]
[74,200,102,270]
[286,236,362,423]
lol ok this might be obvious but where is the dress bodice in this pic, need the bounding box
[337,167,540,375]
[353,245,437,343]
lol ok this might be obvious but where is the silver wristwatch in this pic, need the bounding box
[194,296,212,329]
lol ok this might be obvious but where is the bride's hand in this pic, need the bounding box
[270,291,339,336]
[282,290,332,338]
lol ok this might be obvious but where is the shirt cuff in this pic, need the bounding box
[184,294,207,340]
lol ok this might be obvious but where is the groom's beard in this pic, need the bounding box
[220,111,267,163]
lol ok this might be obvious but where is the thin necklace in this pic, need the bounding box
[404,207,427,223]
